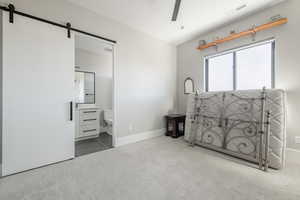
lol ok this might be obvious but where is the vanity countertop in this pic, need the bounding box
[76,104,100,110]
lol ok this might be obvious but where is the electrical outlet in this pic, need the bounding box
[295,136,300,144]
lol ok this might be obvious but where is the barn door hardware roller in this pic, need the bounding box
[66,22,71,38]
[8,4,15,23]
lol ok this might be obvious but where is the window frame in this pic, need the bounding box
[204,39,275,92]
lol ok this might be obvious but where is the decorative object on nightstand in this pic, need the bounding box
[165,114,186,138]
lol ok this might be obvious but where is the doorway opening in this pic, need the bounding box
[74,34,115,157]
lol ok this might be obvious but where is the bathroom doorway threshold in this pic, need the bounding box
[75,132,113,157]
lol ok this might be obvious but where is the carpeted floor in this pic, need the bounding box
[0,136,300,200]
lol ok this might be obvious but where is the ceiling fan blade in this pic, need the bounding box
[171,0,182,21]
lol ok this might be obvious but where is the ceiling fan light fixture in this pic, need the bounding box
[171,0,182,21]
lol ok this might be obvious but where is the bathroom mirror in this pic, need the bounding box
[75,71,95,104]
[184,77,195,94]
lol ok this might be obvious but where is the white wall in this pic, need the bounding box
[177,0,300,150]
[0,0,177,139]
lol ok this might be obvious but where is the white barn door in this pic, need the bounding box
[1,12,75,176]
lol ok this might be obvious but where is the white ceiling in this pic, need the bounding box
[68,0,285,44]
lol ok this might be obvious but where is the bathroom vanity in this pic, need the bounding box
[75,105,101,141]
[74,70,101,141]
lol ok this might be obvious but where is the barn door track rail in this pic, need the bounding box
[0,4,117,43]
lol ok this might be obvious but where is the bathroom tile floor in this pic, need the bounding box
[75,132,113,157]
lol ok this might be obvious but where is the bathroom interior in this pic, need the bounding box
[74,34,114,157]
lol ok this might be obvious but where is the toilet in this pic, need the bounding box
[104,109,113,134]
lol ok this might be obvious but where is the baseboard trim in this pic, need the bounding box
[115,128,165,147]
[286,148,300,153]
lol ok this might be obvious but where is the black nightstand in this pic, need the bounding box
[165,114,186,138]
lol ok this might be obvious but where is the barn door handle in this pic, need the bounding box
[69,101,73,121]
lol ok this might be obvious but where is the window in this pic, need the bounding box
[205,40,275,92]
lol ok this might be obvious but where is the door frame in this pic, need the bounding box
[74,32,117,148]
[112,43,117,147]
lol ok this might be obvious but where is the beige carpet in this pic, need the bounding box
[0,136,300,200]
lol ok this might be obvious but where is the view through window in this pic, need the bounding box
[205,41,274,92]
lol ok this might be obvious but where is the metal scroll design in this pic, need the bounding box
[190,89,270,171]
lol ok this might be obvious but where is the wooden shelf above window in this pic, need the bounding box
[197,18,288,51]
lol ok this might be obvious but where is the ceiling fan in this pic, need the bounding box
[171,0,182,21]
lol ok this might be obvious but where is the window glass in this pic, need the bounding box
[205,41,274,92]
[236,43,272,90]
[208,53,233,92]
